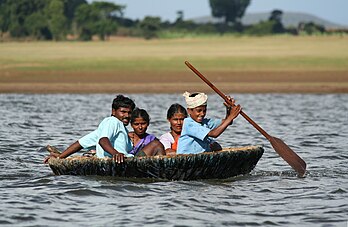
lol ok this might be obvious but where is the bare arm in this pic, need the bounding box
[208,104,241,138]
[43,141,83,163]
[99,137,125,163]
[164,148,176,156]
[224,96,235,124]
[59,141,83,158]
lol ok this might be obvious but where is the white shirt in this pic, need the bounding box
[159,132,174,150]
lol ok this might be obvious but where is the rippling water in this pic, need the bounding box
[0,93,347,226]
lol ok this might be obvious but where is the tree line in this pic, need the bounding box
[0,0,339,41]
[0,0,123,40]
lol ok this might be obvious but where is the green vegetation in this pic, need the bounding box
[1,36,347,73]
[209,0,250,33]
[0,0,121,41]
[1,0,346,41]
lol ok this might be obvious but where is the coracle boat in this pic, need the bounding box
[48,145,263,181]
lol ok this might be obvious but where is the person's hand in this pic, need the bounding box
[113,153,125,164]
[224,96,236,117]
[43,152,59,164]
[165,149,176,156]
[223,96,241,124]
[210,142,222,151]
[224,96,235,109]
[227,104,242,123]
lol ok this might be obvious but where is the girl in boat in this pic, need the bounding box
[128,108,165,156]
[177,92,241,154]
[159,104,187,156]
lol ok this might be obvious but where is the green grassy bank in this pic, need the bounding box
[1,35,347,73]
[0,35,347,93]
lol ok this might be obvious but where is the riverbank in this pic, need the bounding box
[0,70,347,93]
[1,36,347,93]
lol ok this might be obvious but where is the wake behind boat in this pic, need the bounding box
[47,145,264,181]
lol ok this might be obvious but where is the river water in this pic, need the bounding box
[0,93,347,226]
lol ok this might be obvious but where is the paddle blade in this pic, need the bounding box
[270,137,306,177]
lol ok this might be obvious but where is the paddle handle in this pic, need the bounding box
[185,61,272,141]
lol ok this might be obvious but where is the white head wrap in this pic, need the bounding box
[183,91,208,108]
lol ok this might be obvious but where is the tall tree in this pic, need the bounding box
[46,0,68,40]
[269,9,285,33]
[91,1,122,40]
[24,11,51,39]
[74,4,97,40]
[209,0,250,30]
[139,16,161,39]
[63,0,86,22]
[92,1,124,18]
[62,0,86,35]
[8,0,48,38]
[74,1,122,40]
[0,0,10,37]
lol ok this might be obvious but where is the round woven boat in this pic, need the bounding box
[48,145,264,181]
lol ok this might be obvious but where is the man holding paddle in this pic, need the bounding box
[177,91,241,154]
[184,61,306,177]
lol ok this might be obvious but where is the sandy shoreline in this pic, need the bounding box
[0,70,347,94]
[1,82,347,94]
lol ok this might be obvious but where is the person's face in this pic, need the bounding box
[168,112,186,134]
[112,107,132,126]
[188,105,207,123]
[131,117,149,136]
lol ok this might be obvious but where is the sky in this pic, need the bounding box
[101,0,348,26]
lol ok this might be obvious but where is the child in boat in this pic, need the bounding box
[44,94,136,163]
[128,108,159,156]
[159,103,187,156]
[177,91,241,154]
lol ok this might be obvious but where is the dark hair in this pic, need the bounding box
[167,103,187,119]
[131,108,150,124]
[112,95,135,111]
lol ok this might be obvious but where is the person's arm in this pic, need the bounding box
[207,104,241,138]
[43,141,83,163]
[59,141,83,158]
[223,96,235,125]
[163,148,175,156]
[142,139,165,156]
[99,137,125,163]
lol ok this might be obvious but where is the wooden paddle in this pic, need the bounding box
[184,61,307,177]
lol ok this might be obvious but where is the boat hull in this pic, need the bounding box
[48,145,263,181]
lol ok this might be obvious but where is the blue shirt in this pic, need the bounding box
[177,117,222,154]
[78,116,133,158]
[78,129,98,151]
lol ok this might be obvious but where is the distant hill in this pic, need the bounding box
[190,12,347,29]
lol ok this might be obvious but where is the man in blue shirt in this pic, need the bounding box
[44,95,135,163]
[177,92,242,154]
